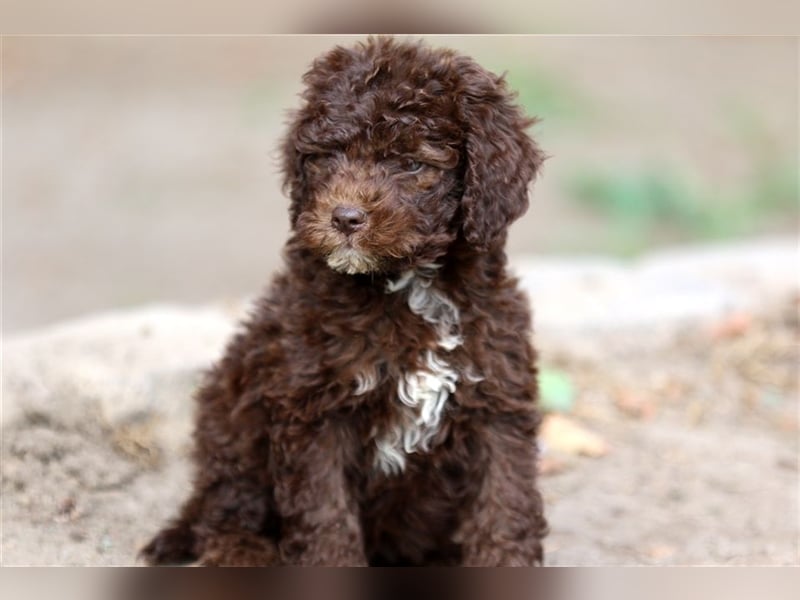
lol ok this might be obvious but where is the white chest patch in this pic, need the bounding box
[370,264,467,475]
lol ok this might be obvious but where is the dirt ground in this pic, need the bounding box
[2,289,797,566]
[540,297,798,565]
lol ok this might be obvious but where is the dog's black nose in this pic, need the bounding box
[331,206,367,235]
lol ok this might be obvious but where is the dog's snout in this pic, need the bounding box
[331,206,367,235]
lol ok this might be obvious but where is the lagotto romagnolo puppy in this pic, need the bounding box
[141,36,548,566]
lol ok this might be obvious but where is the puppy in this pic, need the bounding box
[141,36,547,566]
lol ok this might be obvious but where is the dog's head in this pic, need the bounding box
[281,37,545,275]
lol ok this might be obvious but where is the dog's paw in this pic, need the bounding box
[199,532,281,566]
[139,523,198,566]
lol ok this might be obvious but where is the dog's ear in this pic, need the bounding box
[457,60,545,251]
[281,44,358,228]
[280,112,308,229]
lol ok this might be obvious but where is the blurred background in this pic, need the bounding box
[3,35,797,332]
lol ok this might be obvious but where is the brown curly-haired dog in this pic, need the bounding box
[141,36,547,566]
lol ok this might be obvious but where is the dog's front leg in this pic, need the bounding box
[271,420,367,566]
[458,418,548,566]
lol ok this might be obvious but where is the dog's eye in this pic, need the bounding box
[403,159,424,174]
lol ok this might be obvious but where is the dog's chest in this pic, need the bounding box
[352,265,479,476]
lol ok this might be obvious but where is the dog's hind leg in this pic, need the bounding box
[198,531,280,566]
[139,495,203,565]
[140,473,281,566]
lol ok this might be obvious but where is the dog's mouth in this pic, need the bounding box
[299,204,419,276]
[325,245,380,275]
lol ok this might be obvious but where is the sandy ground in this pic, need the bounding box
[2,240,797,566]
[541,303,798,565]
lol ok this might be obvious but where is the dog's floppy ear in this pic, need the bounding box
[457,60,545,251]
[280,111,308,229]
[281,44,358,228]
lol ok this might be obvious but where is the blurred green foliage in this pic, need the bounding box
[564,162,797,255]
[539,368,576,413]
[561,107,798,255]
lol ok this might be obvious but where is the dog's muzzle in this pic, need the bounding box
[331,205,367,236]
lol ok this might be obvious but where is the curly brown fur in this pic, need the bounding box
[141,36,548,567]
